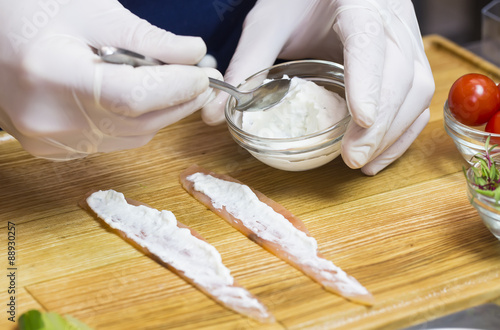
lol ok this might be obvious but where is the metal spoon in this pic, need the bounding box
[98,46,290,112]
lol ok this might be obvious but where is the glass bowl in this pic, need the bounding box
[444,100,500,163]
[224,60,351,171]
[465,157,500,241]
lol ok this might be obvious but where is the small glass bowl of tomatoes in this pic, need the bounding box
[444,101,500,163]
[465,155,500,241]
[444,73,500,163]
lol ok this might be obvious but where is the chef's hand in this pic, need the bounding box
[0,0,221,160]
[202,0,435,175]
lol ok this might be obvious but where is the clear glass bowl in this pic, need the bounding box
[225,60,351,171]
[444,100,500,164]
[465,158,500,241]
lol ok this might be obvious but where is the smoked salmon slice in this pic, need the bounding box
[81,189,275,323]
[180,165,374,306]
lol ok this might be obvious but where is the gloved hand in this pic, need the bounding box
[202,0,435,175]
[0,0,222,160]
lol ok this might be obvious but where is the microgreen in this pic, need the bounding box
[465,135,500,202]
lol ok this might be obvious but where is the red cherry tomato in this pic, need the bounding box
[486,111,500,134]
[448,73,500,126]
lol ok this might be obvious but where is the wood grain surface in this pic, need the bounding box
[1,35,499,329]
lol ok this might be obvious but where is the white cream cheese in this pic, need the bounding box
[241,76,348,138]
[86,190,269,314]
[186,173,370,296]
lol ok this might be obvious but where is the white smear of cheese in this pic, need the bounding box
[86,190,268,315]
[186,173,370,296]
[241,76,347,138]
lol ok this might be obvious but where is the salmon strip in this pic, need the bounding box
[81,190,274,323]
[180,165,374,306]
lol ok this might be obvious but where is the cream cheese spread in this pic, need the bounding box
[186,173,370,297]
[86,189,269,314]
[241,76,348,138]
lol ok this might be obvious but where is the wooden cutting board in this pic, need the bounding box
[1,35,499,330]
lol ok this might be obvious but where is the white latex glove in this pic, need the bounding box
[203,0,435,175]
[0,0,222,160]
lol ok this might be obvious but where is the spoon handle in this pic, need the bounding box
[98,46,243,102]
[207,78,244,103]
[98,46,164,67]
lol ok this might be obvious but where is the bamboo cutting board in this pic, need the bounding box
[1,35,500,330]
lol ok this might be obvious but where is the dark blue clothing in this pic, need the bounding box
[118,0,257,73]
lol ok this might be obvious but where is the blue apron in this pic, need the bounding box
[118,0,257,73]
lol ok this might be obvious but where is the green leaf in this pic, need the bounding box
[19,310,44,330]
[18,310,92,330]
[476,177,487,186]
[476,188,495,197]
[41,312,69,330]
[467,135,500,205]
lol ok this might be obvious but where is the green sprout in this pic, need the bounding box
[465,135,500,202]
